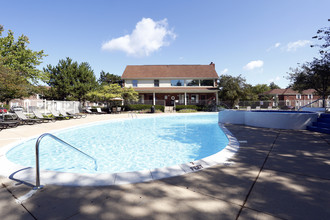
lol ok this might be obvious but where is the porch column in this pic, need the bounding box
[153,92,156,105]
[184,92,187,105]
[216,91,219,105]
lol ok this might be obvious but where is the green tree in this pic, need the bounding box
[86,84,138,104]
[218,74,247,108]
[98,71,122,86]
[0,25,47,83]
[269,82,281,90]
[44,57,97,101]
[288,23,329,107]
[0,63,31,104]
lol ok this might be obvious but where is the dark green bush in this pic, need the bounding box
[175,105,200,111]
[125,104,164,112]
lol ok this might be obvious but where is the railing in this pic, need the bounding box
[128,111,138,118]
[297,98,324,111]
[34,133,97,189]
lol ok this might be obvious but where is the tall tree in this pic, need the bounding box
[288,22,329,107]
[269,82,281,90]
[218,74,247,108]
[0,25,47,84]
[0,62,31,104]
[98,70,122,86]
[44,57,97,101]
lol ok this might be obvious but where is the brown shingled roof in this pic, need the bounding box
[122,64,219,79]
[264,88,316,95]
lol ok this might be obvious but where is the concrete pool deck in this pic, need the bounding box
[0,113,329,219]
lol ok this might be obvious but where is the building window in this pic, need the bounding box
[200,79,214,86]
[132,80,138,87]
[139,95,144,103]
[308,94,313,99]
[154,79,159,87]
[296,94,301,99]
[191,94,199,103]
[171,80,184,86]
[186,79,199,86]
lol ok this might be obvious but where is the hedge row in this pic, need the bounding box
[125,104,165,112]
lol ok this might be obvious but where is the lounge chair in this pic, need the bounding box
[33,110,56,122]
[0,119,20,128]
[68,108,87,118]
[15,111,42,125]
[96,108,107,114]
[66,111,83,119]
[50,110,70,120]
[59,109,77,119]
[86,109,96,114]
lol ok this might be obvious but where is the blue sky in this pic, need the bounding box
[1,0,329,88]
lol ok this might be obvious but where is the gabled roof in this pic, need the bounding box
[122,64,219,79]
[264,88,316,95]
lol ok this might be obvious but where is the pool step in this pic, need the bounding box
[307,113,330,134]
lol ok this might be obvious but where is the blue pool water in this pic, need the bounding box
[6,113,228,174]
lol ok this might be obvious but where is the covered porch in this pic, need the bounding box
[134,87,219,106]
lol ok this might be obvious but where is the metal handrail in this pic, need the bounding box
[128,111,138,118]
[297,98,323,111]
[35,133,97,189]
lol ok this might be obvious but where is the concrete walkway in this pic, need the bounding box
[0,114,329,219]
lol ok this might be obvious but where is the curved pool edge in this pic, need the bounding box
[0,121,239,187]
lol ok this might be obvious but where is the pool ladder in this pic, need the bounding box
[34,133,97,189]
[128,111,138,118]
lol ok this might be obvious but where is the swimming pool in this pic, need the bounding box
[2,113,239,186]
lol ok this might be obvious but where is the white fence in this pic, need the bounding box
[10,99,83,114]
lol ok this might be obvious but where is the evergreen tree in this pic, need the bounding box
[44,57,97,101]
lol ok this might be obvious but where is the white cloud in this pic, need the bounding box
[286,40,311,52]
[101,18,176,57]
[268,76,281,82]
[220,68,228,75]
[243,60,264,71]
[267,42,281,52]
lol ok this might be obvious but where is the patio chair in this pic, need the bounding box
[33,110,56,122]
[96,108,107,114]
[66,111,84,119]
[15,111,42,125]
[0,119,20,128]
[59,109,76,119]
[85,109,97,114]
[50,110,70,120]
[68,108,87,118]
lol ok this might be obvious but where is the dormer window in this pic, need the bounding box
[201,79,214,86]
[186,79,199,86]
[171,80,184,86]
[154,79,159,87]
[132,80,138,87]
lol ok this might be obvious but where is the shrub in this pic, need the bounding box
[178,109,198,113]
[175,105,200,111]
[125,104,164,112]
